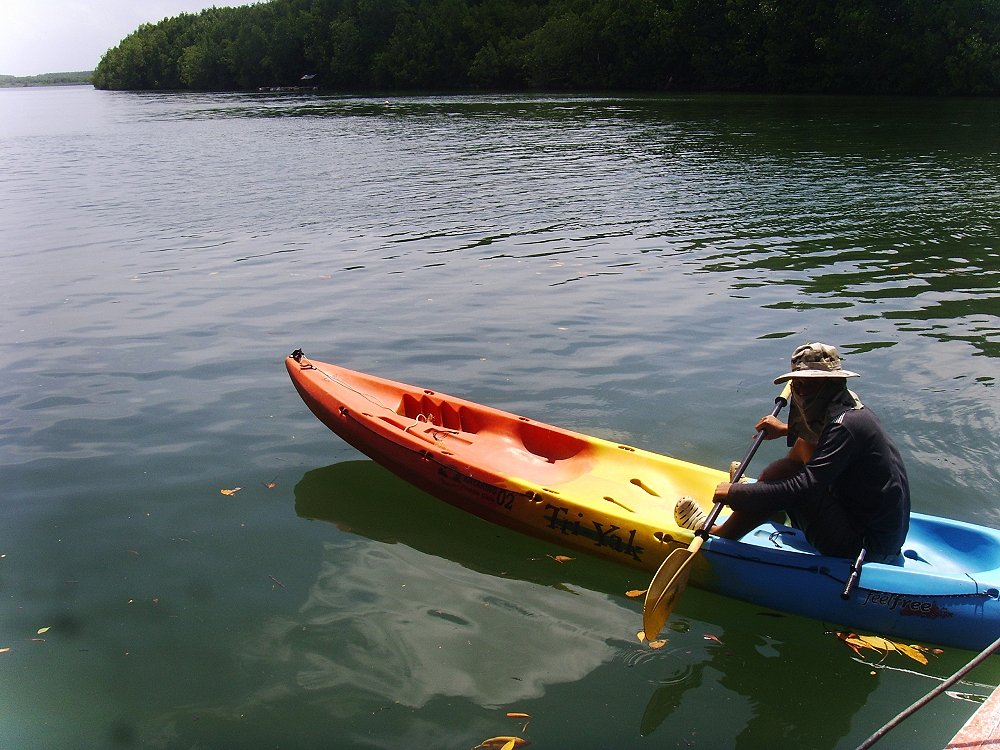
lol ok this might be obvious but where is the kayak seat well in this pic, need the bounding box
[395,392,590,463]
[393,392,595,483]
[397,392,483,433]
[744,517,1000,575]
[518,421,589,463]
[901,517,1000,575]
[502,420,595,485]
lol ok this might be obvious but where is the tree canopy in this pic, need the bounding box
[1,72,93,87]
[92,0,1000,95]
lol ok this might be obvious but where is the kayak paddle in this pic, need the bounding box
[642,383,791,640]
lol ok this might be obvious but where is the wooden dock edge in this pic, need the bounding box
[947,685,1000,749]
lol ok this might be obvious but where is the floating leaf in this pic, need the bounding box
[835,631,931,665]
[836,632,877,658]
[859,635,896,652]
[263,478,277,490]
[36,627,50,635]
[220,487,242,496]
[506,712,531,733]
[637,630,646,642]
[474,737,528,750]
[625,589,647,598]
[703,634,722,644]
[0,647,11,654]
[648,639,667,649]
[548,555,573,563]
[894,642,930,665]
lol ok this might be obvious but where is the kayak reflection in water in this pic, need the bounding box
[675,342,911,564]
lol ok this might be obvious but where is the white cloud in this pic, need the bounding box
[0,1,254,77]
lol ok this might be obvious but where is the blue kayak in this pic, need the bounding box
[700,514,1000,651]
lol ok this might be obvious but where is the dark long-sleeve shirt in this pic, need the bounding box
[726,405,910,558]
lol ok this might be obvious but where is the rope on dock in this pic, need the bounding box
[857,633,1000,749]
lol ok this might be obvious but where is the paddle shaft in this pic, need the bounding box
[642,384,791,640]
[699,386,791,535]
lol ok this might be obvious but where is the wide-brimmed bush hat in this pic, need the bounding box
[773,342,860,384]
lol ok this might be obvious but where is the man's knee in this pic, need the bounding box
[758,458,804,482]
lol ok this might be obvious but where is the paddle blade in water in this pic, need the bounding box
[643,544,699,640]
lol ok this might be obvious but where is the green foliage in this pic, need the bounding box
[91,0,1000,94]
[0,71,93,87]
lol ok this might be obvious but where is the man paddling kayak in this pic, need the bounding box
[675,342,911,563]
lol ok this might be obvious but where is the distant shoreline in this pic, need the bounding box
[0,72,93,88]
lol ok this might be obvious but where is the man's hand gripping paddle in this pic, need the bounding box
[642,384,791,640]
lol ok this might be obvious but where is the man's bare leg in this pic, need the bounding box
[711,455,805,539]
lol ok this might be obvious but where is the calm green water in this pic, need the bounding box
[2,86,999,749]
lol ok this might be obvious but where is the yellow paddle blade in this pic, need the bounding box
[643,536,704,640]
[642,550,692,640]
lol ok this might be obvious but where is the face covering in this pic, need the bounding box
[788,380,862,444]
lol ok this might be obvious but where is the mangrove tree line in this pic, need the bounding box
[92,0,1000,94]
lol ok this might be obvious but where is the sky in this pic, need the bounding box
[0,1,253,76]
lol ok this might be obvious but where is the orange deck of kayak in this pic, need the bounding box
[286,353,727,571]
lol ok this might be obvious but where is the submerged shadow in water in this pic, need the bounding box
[639,622,878,749]
[290,460,655,713]
[293,458,641,596]
[293,460,927,747]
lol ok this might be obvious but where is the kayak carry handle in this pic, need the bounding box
[841,547,867,600]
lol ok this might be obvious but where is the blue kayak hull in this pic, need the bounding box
[700,513,1000,652]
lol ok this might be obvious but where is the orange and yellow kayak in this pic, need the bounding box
[286,350,717,571]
